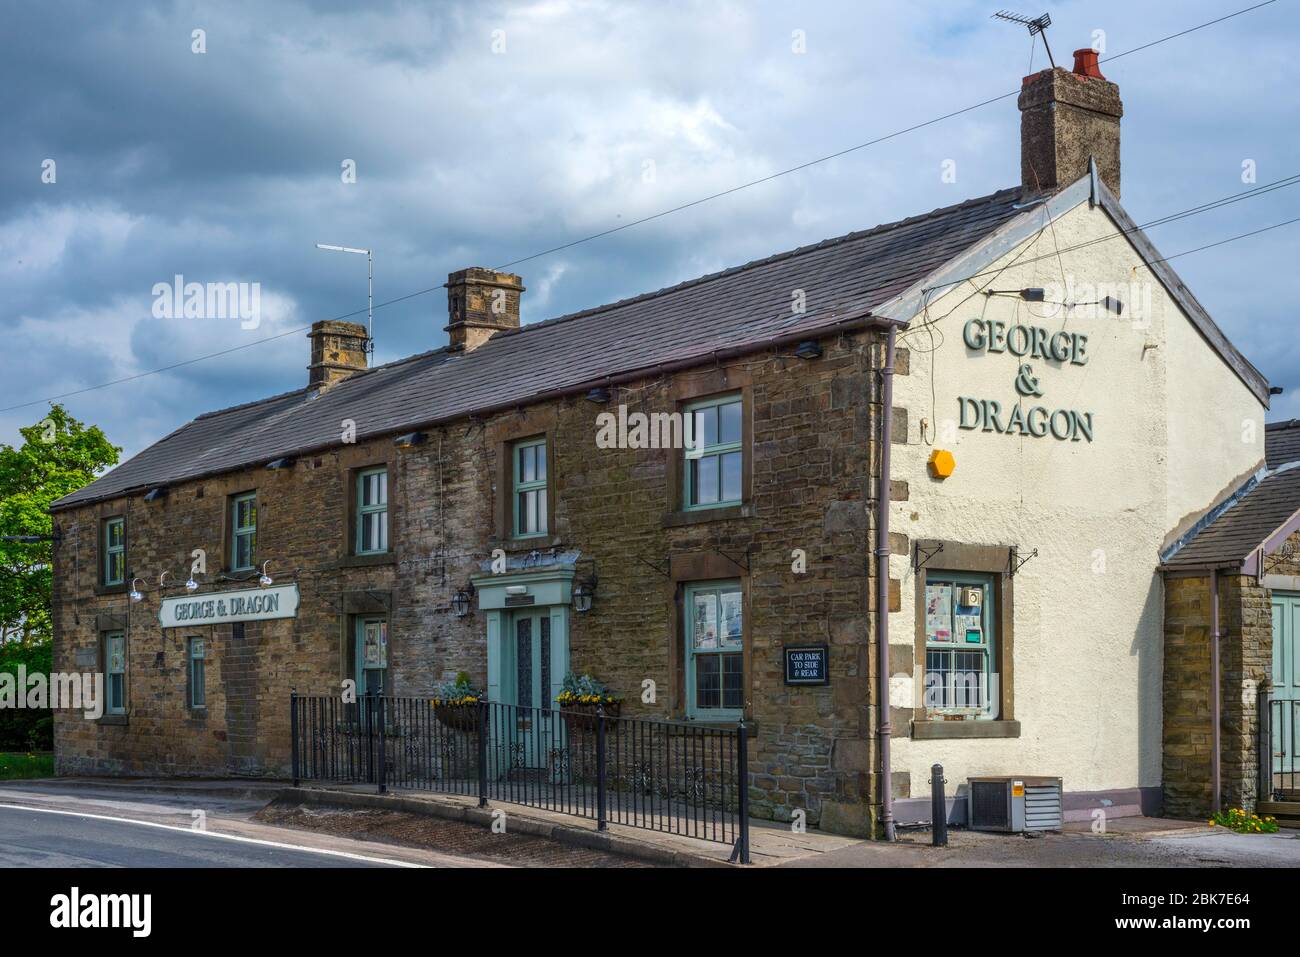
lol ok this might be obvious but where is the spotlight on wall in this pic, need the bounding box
[259,561,273,588]
[143,486,167,502]
[585,386,611,403]
[129,578,144,603]
[794,340,823,360]
[573,577,597,614]
[265,458,294,470]
[393,431,426,449]
[451,583,476,618]
[1100,295,1124,316]
[1019,288,1046,302]
[185,576,200,592]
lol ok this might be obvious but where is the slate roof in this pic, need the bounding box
[1266,419,1300,469]
[51,187,1026,511]
[1162,465,1300,570]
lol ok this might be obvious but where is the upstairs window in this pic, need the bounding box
[355,467,389,554]
[684,394,742,509]
[231,492,257,571]
[512,437,548,538]
[102,517,125,586]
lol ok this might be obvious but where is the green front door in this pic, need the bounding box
[1272,593,1300,785]
[504,609,553,769]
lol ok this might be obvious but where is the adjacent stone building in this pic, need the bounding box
[50,47,1296,835]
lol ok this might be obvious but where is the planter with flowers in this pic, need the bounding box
[556,672,622,734]
[431,673,484,734]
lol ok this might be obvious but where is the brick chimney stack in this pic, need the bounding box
[307,320,368,391]
[1018,47,1123,199]
[444,267,525,352]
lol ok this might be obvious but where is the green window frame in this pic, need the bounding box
[355,467,389,554]
[188,636,206,709]
[684,394,742,510]
[512,437,548,538]
[231,492,257,571]
[922,571,996,717]
[105,631,126,715]
[102,517,125,586]
[684,581,744,720]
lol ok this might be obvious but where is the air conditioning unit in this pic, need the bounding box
[968,776,1063,833]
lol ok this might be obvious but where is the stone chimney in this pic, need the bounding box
[307,320,368,391]
[1018,47,1123,199]
[444,267,525,352]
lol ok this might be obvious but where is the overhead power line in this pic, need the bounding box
[0,1,1281,414]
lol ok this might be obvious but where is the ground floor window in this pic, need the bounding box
[685,581,743,719]
[923,571,996,716]
[355,617,388,696]
[104,632,126,715]
[188,636,206,709]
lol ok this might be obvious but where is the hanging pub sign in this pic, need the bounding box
[784,645,829,686]
[159,584,300,628]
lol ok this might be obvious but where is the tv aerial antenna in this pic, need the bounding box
[992,10,1056,69]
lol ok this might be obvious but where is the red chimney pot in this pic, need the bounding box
[1072,48,1105,80]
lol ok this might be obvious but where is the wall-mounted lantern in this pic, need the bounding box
[585,386,611,403]
[794,340,823,360]
[573,577,597,614]
[129,578,144,603]
[259,561,273,588]
[451,583,475,618]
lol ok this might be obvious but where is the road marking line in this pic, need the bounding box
[0,803,425,868]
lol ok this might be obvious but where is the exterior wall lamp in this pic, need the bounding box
[794,340,823,360]
[185,575,200,592]
[129,578,144,603]
[585,386,611,403]
[394,431,426,449]
[451,583,476,618]
[259,561,273,588]
[573,577,597,613]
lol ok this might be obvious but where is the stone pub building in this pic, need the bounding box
[51,48,1299,836]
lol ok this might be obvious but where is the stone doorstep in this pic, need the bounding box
[282,785,867,868]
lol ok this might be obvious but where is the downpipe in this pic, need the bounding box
[876,325,897,841]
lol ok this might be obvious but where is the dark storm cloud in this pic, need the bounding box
[1,0,1297,460]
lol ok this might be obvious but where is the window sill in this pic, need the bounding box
[337,552,396,569]
[93,582,128,597]
[662,504,752,528]
[98,714,128,727]
[912,719,1020,740]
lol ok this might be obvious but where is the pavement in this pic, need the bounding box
[2,777,1297,868]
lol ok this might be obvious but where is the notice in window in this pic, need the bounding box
[720,591,742,647]
[693,593,718,649]
[925,583,953,642]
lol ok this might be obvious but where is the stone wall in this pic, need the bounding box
[52,329,887,831]
[1162,572,1273,818]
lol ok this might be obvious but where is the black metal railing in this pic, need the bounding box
[1259,690,1299,802]
[290,692,750,861]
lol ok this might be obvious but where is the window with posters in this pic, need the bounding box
[685,581,743,719]
[923,571,995,717]
[354,616,388,696]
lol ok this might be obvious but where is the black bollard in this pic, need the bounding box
[931,763,948,847]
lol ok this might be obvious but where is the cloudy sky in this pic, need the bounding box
[2,0,1297,461]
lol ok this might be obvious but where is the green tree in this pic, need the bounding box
[0,405,119,644]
